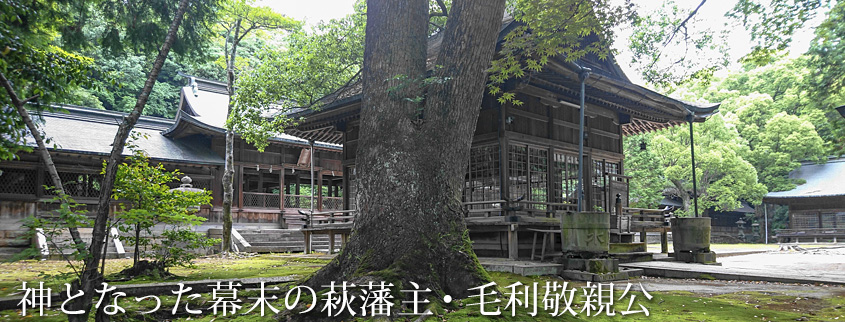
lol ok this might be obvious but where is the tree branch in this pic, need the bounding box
[429,0,448,17]
[647,0,707,71]
[429,21,444,31]
[22,94,40,104]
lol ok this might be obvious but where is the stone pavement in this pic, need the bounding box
[622,245,845,286]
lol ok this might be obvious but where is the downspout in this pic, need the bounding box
[576,63,591,212]
[763,203,769,244]
[687,113,700,217]
[498,96,506,204]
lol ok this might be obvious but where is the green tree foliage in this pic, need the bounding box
[218,0,300,253]
[649,115,767,216]
[112,145,213,273]
[728,0,831,65]
[806,0,845,153]
[626,53,831,214]
[17,192,92,266]
[0,0,99,159]
[488,0,633,105]
[622,134,664,208]
[233,2,365,150]
[628,0,729,86]
[750,112,825,191]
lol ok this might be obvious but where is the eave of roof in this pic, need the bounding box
[164,83,343,151]
[28,106,225,165]
[291,19,719,141]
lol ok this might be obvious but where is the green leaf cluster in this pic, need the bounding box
[488,0,633,105]
[112,140,213,270]
[232,1,365,151]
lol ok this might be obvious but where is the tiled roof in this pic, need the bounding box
[27,105,224,165]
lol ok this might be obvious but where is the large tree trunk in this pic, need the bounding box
[0,73,85,248]
[221,19,242,253]
[306,0,506,304]
[68,0,192,320]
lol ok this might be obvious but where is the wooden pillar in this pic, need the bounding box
[35,165,45,198]
[237,165,244,210]
[317,170,324,211]
[212,167,223,207]
[295,174,301,195]
[661,228,669,254]
[279,166,285,210]
[328,230,336,254]
[343,167,350,210]
[508,224,519,259]
[640,227,647,244]
[304,231,312,254]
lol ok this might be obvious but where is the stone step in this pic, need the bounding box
[248,241,304,247]
[610,252,654,264]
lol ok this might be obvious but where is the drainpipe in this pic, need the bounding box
[687,113,700,217]
[764,203,769,244]
[576,64,591,212]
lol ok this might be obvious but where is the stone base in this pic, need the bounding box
[673,251,720,265]
[560,258,619,274]
[560,269,633,282]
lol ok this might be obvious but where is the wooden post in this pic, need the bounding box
[35,165,45,198]
[661,228,669,253]
[328,231,336,254]
[640,227,647,244]
[304,231,312,254]
[508,224,519,260]
[615,193,622,230]
[237,165,244,210]
[295,174,301,208]
[279,166,285,210]
[317,170,324,211]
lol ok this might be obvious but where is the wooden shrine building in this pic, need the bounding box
[764,157,845,242]
[0,77,344,255]
[289,18,719,259]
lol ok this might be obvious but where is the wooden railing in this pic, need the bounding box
[284,194,313,209]
[243,192,281,209]
[242,193,342,210]
[623,207,670,222]
[321,197,343,210]
[461,200,577,218]
[775,228,845,237]
[298,209,358,228]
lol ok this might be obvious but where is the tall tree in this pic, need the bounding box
[258,2,633,315]
[1,0,103,248]
[218,0,299,252]
[69,0,208,319]
[303,0,508,301]
[648,114,767,216]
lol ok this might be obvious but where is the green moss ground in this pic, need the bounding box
[0,255,843,321]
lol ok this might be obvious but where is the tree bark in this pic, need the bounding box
[0,72,85,248]
[68,0,192,320]
[221,18,242,253]
[305,0,506,305]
